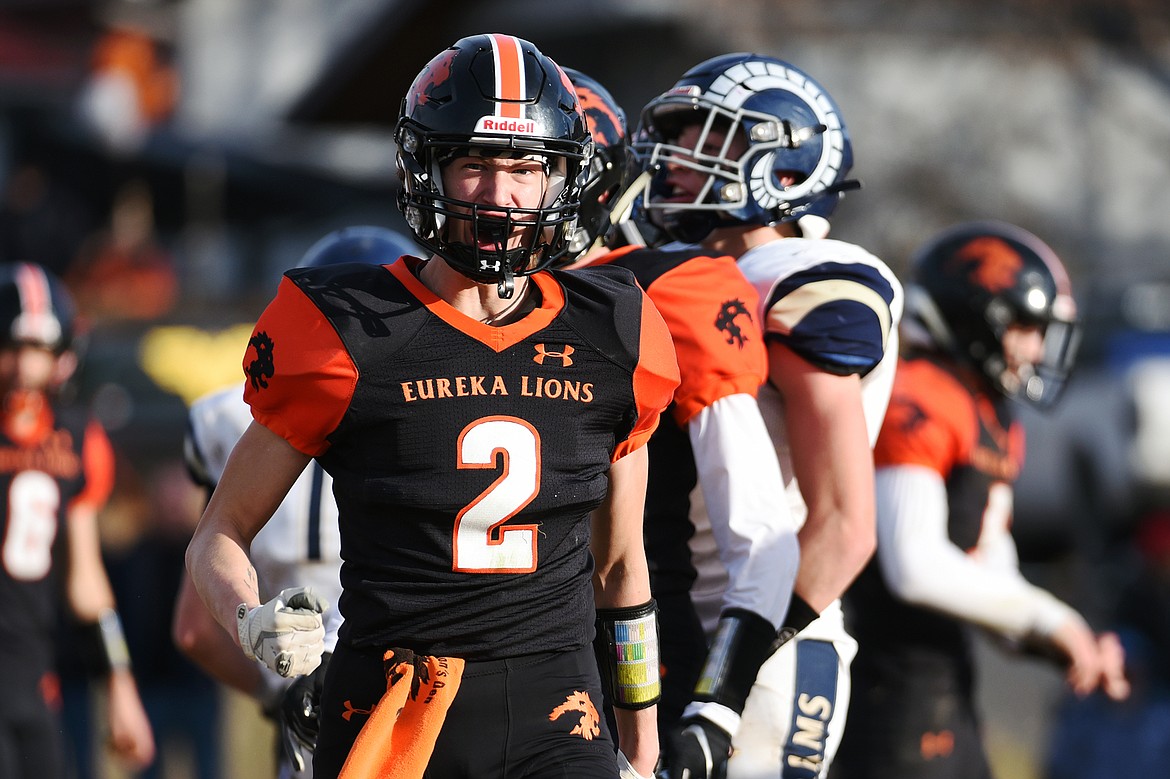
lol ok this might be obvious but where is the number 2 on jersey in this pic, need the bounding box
[453,416,540,573]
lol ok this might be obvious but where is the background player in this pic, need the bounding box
[634,53,904,778]
[833,221,1129,779]
[564,65,802,766]
[0,261,155,778]
[173,225,417,776]
[185,33,677,779]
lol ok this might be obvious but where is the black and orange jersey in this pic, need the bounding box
[595,245,772,722]
[847,353,1024,659]
[243,257,679,661]
[602,245,767,427]
[0,398,113,708]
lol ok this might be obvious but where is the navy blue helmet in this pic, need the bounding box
[300,226,418,268]
[636,53,858,243]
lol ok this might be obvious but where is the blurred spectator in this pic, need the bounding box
[66,179,178,322]
[78,26,179,154]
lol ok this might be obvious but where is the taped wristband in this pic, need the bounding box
[694,608,776,714]
[772,594,819,651]
[80,608,132,675]
[594,599,661,710]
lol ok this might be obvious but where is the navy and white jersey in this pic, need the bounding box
[738,236,904,526]
[242,257,679,661]
[186,385,344,652]
[690,237,903,631]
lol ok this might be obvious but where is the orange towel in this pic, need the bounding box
[338,648,465,779]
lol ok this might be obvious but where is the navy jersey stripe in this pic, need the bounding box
[782,639,840,778]
[308,461,324,561]
[764,262,896,376]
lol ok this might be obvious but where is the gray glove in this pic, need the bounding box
[237,586,328,678]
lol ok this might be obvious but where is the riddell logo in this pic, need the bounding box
[533,344,574,366]
[474,116,537,134]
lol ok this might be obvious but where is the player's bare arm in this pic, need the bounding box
[186,420,309,641]
[592,445,658,778]
[768,342,876,612]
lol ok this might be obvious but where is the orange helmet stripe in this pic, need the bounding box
[15,263,49,322]
[489,34,525,119]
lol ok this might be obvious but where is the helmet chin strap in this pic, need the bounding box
[497,263,515,299]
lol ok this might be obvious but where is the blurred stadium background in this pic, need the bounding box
[3,0,1170,777]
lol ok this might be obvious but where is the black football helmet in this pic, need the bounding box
[0,261,76,354]
[299,226,419,268]
[560,67,634,258]
[395,33,591,296]
[635,53,858,244]
[907,221,1080,408]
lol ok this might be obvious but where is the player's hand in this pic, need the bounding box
[663,715,733,779]
[237,587,327,678]
[106,668,156,770]
[1095,631,1130,701]
[1044,613,1102,696]
[278,651,331,772]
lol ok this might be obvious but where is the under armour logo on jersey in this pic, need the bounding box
[246,332,275,391]
[715,299,753,348]
[533,343,574,366]
[548,691,600,740]
[340,700,373,722]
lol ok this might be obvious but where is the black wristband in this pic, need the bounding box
[78,609,131,676]
[772,594,819,651]
[594,599,661,710]
[693,608,777,715]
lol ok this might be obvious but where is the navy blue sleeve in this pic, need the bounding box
[761,261,896,376]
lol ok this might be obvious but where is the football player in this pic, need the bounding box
[565,67,802,756]
[0,262,155,778]
[183,34,678,779]
[833,222,1128,779]
[633,54,904,778]
[173,226,417,777]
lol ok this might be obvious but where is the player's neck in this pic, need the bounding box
[703,222,797,259]
[418,258,536,325]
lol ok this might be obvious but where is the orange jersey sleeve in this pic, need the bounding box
[645,255,768,426]
[612,288,680,462]
[70,419,115,511]
[874,358,977,478]
[243,276,358,457]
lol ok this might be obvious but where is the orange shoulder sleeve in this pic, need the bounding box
[70,420,115,511]
[612,289,680,462]
[874,359,976,477]
[243,277,358,457]
[647,255,768,426]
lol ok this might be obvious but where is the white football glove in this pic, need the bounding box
[617,750,654,779]
[237,586,328,678]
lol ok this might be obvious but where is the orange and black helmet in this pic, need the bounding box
[907,220,1079,407]
[0,261,76,354]
[395,34,591,295]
